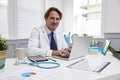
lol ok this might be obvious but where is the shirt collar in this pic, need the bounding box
[45,25,57,34]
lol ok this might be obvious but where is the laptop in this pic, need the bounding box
[53,36,92,61]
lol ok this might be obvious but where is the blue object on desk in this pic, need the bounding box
[21,61,60,69]
[88,47,103,54]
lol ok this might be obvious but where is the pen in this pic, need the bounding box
[48,58,57,62]
[67,58,84,68]
[93,62,111,73]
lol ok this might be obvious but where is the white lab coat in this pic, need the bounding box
[27,26,68,57]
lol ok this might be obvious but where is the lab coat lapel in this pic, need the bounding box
[42,29,49,44]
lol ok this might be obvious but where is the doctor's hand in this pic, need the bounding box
[52,49,71,57]
[52,50,65,56]
[64,48,71,53]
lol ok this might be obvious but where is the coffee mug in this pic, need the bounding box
[15,48,26,60]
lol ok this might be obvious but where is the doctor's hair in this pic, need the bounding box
[44,7,62,20]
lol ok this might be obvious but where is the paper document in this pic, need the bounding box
[0,66,54,80]
[67,59,110,72]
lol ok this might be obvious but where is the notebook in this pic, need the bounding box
[52,36,92,60]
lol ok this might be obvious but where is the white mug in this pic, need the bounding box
[15,48,26,60]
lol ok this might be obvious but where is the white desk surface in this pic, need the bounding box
[0,52,120,80]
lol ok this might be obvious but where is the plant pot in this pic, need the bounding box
[0,50,7,70]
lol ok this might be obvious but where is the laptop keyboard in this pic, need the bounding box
[59,55,69,58]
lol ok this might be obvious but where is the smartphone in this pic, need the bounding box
[102,40,111,55]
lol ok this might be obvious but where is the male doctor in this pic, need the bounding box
[27,7,71,57]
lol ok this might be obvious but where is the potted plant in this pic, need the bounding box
[0,35,8,70]
[82,33,88,37]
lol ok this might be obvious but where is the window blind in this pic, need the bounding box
[17,0,44,38]
[0,0,8,38]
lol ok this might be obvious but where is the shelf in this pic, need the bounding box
[82,11,101,17]
[80,4,101,10]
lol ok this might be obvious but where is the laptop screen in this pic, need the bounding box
[52,36,92,61]
[68,36,92,60]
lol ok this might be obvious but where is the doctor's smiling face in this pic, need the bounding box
[46,11,60,31]
[44,7,62,32]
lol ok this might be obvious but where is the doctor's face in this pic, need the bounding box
[46,11,60,32]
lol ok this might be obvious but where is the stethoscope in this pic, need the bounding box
[21,61,60,69]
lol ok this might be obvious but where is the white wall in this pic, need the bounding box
[62,0,74,33]
[45,0,62,11]
[45,0,74,33]
[45,0,63,30]
[102,0,120,33]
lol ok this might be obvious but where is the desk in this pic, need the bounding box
[0,52,120,80]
